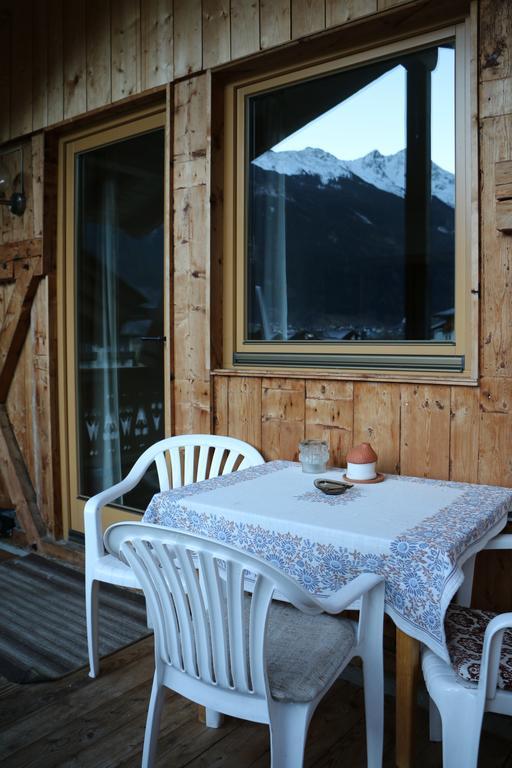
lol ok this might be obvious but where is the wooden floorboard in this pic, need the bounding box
[0,636,511,768]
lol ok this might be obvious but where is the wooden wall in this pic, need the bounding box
[0,0,510,596]
[0,134,58,538]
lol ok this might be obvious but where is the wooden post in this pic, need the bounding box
[395,629,420,768]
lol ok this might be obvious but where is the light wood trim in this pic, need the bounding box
[212,367,479,386]
[164,84,173,436]
[223,21,478,381]
[57,106,168,536]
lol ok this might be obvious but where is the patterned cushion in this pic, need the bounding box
[445,604,512,691]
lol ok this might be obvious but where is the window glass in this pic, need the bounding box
[246,43,455,344]
[76,129,165,509]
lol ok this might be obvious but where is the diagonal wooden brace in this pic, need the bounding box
[0,404,47,546]
[0,254,43,403]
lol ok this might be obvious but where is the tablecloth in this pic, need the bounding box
[142,460,512,660]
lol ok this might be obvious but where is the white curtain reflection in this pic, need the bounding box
[96,179,122,490]
[261,174,288,340]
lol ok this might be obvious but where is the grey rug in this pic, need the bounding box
[0,553,151,683]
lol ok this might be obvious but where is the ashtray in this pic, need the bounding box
[314,478,354,496]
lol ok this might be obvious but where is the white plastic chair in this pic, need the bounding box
[85,434,264,678]
[105,522,386,768]
[422,532,512,768]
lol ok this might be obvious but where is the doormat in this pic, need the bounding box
[0,553,151,683]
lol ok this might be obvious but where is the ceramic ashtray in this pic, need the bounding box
[314,478,354,495]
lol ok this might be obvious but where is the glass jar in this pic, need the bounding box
[298,439,329,473]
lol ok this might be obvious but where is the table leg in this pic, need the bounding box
[395,629,420,768]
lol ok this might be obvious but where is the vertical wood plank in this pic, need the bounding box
[173,380,211,435]
[111,0,142,102]
[478,412,512,487]
[479,0,512,83]
[400,384,450,479]
[481,80,512,119]
[86,0,112,111]
[174,0,202,78]
[203,0,230,69]
[261,378,305,461]
[31,281,53,528]
[481,115,512,377]
[213,375,229,436]
[228,377,262,449]
[230,0,259,60]
[32,0,48,131]
[305,380,353,468]
[141,0,173,90]
[10,2,32,137]
[63,0,86,119]
[291,0,325,39]
[260,0,291,50]
[449,387,479,483]
[353,382,400,474]
[0,9,11,142]
[479,377,512,413]
[31,134,44,239]
[377,0,411,8]
[173,75,211,435]
[326,0,376,26]
[47,0,63,126]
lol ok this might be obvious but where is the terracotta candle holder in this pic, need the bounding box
[344,442,384,484]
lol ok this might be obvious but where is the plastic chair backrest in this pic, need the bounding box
[105,522,327,701]
[129,434,265,492]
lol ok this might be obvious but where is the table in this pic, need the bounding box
[142,461,512,767]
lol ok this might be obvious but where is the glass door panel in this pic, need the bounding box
[75,127,165,512]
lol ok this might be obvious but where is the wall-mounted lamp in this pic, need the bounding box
[0,146,26,217]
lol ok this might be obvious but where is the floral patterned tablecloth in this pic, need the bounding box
[142,461,512,660]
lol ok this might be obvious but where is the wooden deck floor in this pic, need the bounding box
[0,635,511,768]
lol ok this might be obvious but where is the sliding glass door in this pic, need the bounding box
[59,109,168,535]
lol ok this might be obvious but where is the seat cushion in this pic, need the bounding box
[445,604,512,691]
[265,600,356,703]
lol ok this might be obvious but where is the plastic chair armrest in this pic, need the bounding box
[84,472,152,561]
[479,612,512,700]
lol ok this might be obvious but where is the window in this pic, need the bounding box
[223,23,476,377]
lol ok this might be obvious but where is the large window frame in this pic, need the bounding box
[223,22,477,382]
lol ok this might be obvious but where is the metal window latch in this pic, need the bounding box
[139,336,167,343]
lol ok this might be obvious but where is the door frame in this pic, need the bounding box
[57,105,171,538]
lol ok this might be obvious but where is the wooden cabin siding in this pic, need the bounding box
[0,0,510,606]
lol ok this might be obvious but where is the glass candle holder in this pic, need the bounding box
[299,439,329,473]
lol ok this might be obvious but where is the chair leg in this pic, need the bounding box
[429,697,442,742]
[361,581,385,768]
[437,695,483,768]
[362,649,384,768]
[142,671,166,768]
[268,701,311,768]
[85,576,100,679]
[205,709,224,728]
